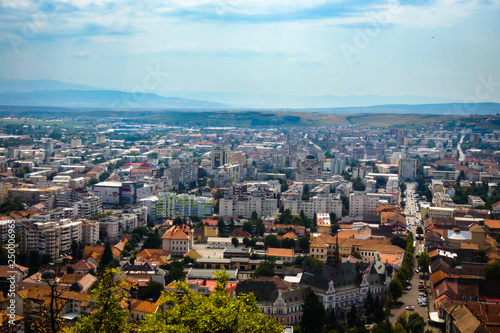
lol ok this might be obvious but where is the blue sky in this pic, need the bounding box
[0,0,499,103]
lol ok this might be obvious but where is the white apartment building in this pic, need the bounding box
[349,191,382,217]
[74,194,103,218]
[219,196,278,219]
[398,157,417,181]
[21,219,82,260]
[81,220,100,246]
[282,194,342,220]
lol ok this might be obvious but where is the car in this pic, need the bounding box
[404,286,411,290]
[420,303,427,307]
[415,269,420,273]
[419,293,426,297]
[406,306,414,311]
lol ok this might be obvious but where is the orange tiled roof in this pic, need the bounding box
[266,248,294,258]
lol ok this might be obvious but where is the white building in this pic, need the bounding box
[81,220,100,246]
[398,157,417,181]
[282,194,342,220]
[349,192,383,217]
[219,196,277,219]
[21,219,82,260]
[139,193,213,219]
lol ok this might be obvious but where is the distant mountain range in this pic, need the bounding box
[0,78,499,113]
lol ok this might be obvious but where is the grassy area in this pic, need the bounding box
[0,118,91,128]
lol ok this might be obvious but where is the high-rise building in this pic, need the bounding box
[332,155,346,175]
[21,219,82,260]
[211,145,227,170]
[398,157,417,181]
[349,191,382,217]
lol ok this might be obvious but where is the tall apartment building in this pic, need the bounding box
[349,191,383,218]
[97,213,140,242]
[81,220,100,245]
[139,193,213,219]
[74,194,103,218]
[219,196,277,219]
[398,157,417,181]
[282,194,342,220]
[167,161,198,187]
[21,219,82,260]
[211,145,228,170]
[332,155,346,175]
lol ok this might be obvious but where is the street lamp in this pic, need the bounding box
[41,270,60,333]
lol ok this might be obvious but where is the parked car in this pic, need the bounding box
[406,306,415,311]
[419,302,427,307]
[404,286,411,290]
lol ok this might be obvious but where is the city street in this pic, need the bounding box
[388,182,436,329]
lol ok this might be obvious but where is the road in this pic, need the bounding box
[388,257,430,327]
[388,182,435,329]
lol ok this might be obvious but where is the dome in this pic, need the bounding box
[203,186,211,192]
[70,281,83,292]
[306,154,316,160]
[41,270,56,280]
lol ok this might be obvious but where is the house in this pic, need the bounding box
[161,225,194,256]
[129,300,159,322]
[266,248,294,264]
[229,228,251,238]
[193,224,219,243]
[184,249,203,261]
[136,249,172,265]
[65,259,98,274]
[309,233,338,262]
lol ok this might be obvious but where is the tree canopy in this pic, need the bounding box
[138,270,283,333]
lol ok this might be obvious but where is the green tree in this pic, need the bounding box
[71,240,82,261]
[254,263,274,277]
[218,218,226,236]
[64,268,132,333]
[165,260,186,285]
[138,270,282,333]
[143,280,165,302]
[391,237,407,250]
[299,236,310,252]
[100,243,113,270]
[242,237,250,248]
[417,252,431,273]
[389,278,403,301]
[264,234,279,248]
[231,237,239,248]
[255,220,265,236]
[301,290,326,333]
[485,261,500,280]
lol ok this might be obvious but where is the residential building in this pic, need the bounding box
[398,157,417,181]
[161,225,194,256]
[21,219,82,260]
[139,193,213,219]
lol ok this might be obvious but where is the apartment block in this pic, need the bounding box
[21,219,82,260]
[139,193,213,219]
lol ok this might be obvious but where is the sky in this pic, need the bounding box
[0,0,500,103]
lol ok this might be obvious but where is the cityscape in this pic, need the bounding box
[0,116,498,332]
[1,0,500,332]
